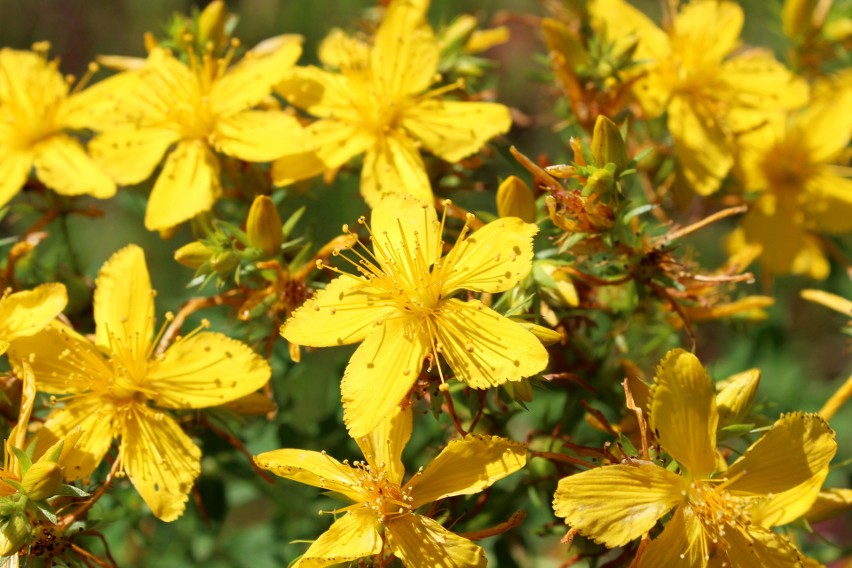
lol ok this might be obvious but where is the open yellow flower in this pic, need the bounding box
[0,45,116,207]
[280,195,548,437]
[553,349,837,566]
[590,0,806,195]
[89,38,307,231]
[0,283,67,356]
[9,245,270,521]
[254,405,526,567]
[732,70,852,279]
[272,0,511,206]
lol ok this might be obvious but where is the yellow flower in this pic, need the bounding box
[280,195,548,437]
[272,0,511,206]
[0,283,67,356]
[590,0,807,195]
[89,38,307,231]
[553,349,837,566]
[0,46,116,208]
[254,406,526,567]
[732,71,852,279]
[9,245,270,521]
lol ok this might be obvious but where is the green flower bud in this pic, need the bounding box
[496,176,537,223]
[591,115,628,176]
[716,369,761,429]
[210,250,240,275]
[174,241,214,269]
[21,461,63,501]
[246,195,284,258]
[513,320,562,346]
[0,513,30,556]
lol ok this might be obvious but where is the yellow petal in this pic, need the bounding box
[341,317,428,438]
[588,0,669,62]
[37,396,117,481]
[93,245,154,363]
[6,360,37,474]
[145,140,221,231]
[722,523,806,568]
[805,488,852,524]
[89,126,180,185]
[371,0,437,99]
[293,509,382,568]
[213,110,308,162]
[361,135,432,207]
[210,39,302,116]
[636,506,709,568]
[553,463,685,548]
[668,96,733,196]
[801,82,852,162]
[725,413,836,496]
[253,449,364,504]
[750,466,828,528]
[804,174,852,234]
[650,349,718,479]
[275,66,360,121]
[354,406,412,487]
[801,289,852,316]
[441,217,538,294]
[741,195,811,276]
[370,194,442,283]
[386,514,485,568]
[281,276,393,347]
[402,100,511,163]
[147,332,270,409]
[434,299,548,389]
[406,434,526,508]
[719,52,808,110]
[0,149,31,208]
[0,283,67,343]
[120,404,201,522]
[317,29,369,69]
[32,134,116,198]
[673,0,743,64]
[8,321,112,395]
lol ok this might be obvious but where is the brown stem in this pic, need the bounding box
[529,450,596,469]
[201,416,276,484]
[442,388,468,437]
[59,458,121,529]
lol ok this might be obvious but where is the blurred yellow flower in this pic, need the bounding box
[553,349,837,566]
[10,245,270,521]
[280,195,548,437]
[0,283,67,356]
[732,71,852,279]
[590,0,807,195]
[272,0,511,206]
[0,46,116,208]
[90,38,307,231]
[255,406,526,567]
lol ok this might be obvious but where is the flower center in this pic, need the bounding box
[350,460,413,522]
[685,479,761,553]
[761,135,814,193]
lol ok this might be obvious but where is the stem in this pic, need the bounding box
[442,388,468,437]
[59,458,121,529]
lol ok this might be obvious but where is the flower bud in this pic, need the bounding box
[174,241,214,269]
[247,196,284,258]
[21,461,63,501]
[210,251,240,275]
[716,369,761,429]
[585,168,615,195]
[782,0,820,40]
[496,176,537,223]
[0,514,30,556]
[512,320,562,346]
[505,378,533,403]
[198,0,229,49]
[591,115,628,176]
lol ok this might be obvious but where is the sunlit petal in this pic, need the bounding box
[33,134,115,198]
[293,509,382,568]
[386,514,485,568]
[354,406,412,487]
[254,449,364,504]
[637,506,709,568]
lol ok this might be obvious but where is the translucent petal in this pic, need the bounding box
[341,317,428,438]
[441,217,538,294]
[0,149,31,208]
[210,39,301,116]
[369,194,442,284]
[722,523,805,568]
[650,349,718,479]
[354,406,412,487]
[120,404,201,522]
[0,283,67,342]
[89,126,180,185]
[386,514,485,568]
[805,488,852,524]
[147,332,270,409]
[293,509,382,568]
[553,463,685,548]
[750,466,828,528]
[93,245,155,364]
[213,110,308,162]
[407,434,526,508]
[725,413,836,497]
[434,299,548,389]
[280,276,394,347]
[145,140,221,231]
[371,0,437,99]
[254,449,364,504]
[637,506,708,568]
[668,96,733,196]
[360,134,432,207]
[32,134,116,198]
[402,100,511,163]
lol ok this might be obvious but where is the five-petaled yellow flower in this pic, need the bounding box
[590,0,807,196]
[0,45,116,208]
[272,0,511,206]
[731,70,852,279]
[89,38,307,231]
[9,245,270,521]
[553,349,837,567]
[0,283,67,356]
[255,405,526,567]
[280,195,548,437]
